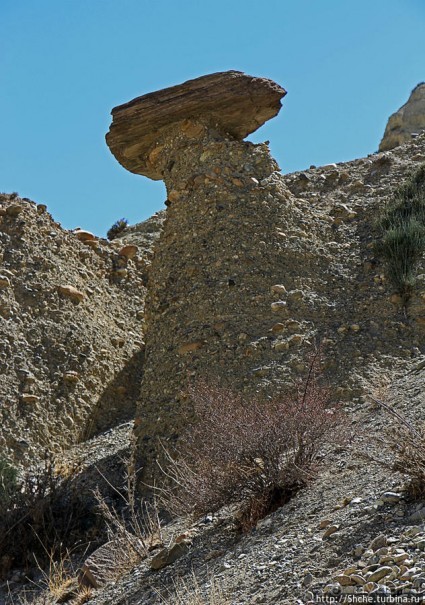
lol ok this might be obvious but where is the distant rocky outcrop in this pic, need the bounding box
[379,83,425,151]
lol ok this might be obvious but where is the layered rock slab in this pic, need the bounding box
[106,70,286,179]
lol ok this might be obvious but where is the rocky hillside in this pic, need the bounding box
[1,74,425,605]
[105,72,425,481]
[0,197,162,464]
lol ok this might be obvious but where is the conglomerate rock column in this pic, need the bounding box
[106,71,290,476]
[136,124,286,462]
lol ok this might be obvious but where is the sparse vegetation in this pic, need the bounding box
[0,451,96,573]
[106,217,128,240]
[0,456,18,506]
[375,163,425,302]
[159,574,230,605]
[92,448,163,581]
[159,352,344,530]
[370,396,425,498]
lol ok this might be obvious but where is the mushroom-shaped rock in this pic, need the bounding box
[106,70,286,179]
[106,72,288,483]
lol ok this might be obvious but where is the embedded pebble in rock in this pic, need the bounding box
[6,204,23,217]
[118,244,138,259]
[57,284,85,303]
[73,229,96,242]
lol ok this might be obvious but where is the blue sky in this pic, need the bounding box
[1,0,424,236]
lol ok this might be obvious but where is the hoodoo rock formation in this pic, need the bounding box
[107,71,289,473]
[106,72,425,480]
[380,83,425,151]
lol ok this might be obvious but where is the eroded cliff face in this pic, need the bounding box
[0,197,153,463]
[104,72,425,479]
[134,130,425,478]
[380,83,425,151]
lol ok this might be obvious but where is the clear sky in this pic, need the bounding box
[1,0,424,236]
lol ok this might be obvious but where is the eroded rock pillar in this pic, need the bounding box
[106,71,288,478]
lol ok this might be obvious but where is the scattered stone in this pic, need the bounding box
[370,534,388,551]
[319,519,333,529]
[270,284,287,296]
[150,541,190,570]
[381,492,402,504]
[0,275,11,288]
[367,566,392,582]
[57,285,85,302]
[323,525,340,539]
[271,301,289,314]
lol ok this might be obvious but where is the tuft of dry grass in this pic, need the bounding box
[158,573,230,605]
[370,396,425,498]
[159,350,344,530]
[73,586,93,605]
[92,445,163,581]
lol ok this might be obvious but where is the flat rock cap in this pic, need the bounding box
[106,70,286,179]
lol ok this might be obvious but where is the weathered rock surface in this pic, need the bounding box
[379,83,425,151]
[79,538,142,588]
[0,194,154,463]
[106,74,425,483]
[3,78,425,605]
[106,70,286,178]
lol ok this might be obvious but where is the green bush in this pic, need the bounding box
[375,164,425,302]
[107,217,128,240]
[0,457,18,506]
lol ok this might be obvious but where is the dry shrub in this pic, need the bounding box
[106,217,128,240]
[370,396,425,498]
[35,548,79,603]
[0,452,96,574]
[93,448,163,578]
[160,352,343,529]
